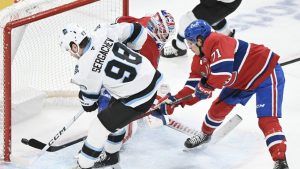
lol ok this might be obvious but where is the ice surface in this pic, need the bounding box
[1,0,300,168]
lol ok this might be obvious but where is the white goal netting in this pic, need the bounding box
[0,0,127,161]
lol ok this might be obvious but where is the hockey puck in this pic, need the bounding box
[21,138,29,145]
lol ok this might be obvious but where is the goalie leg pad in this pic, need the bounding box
[123,121,138,143]
[202,97,235,134]
[178,11,197,42]
[192,0,242,24]
[143,110,169,128]
[258,117,287,161]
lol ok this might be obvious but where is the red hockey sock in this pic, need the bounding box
[258,117,287,161]
[202,97,235,134]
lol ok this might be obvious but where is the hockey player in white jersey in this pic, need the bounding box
[59,23,163,169]
[161,0,242,58]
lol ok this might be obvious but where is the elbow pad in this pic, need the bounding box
[125,23,147,51]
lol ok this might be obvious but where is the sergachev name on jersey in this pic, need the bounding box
[92,37,114,73]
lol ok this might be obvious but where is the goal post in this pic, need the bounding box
[0,0,129,162]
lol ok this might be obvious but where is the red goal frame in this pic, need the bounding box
[2,0,129,162]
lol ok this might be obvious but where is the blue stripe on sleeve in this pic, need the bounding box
[211,60,234,73]
[234,40,249,71]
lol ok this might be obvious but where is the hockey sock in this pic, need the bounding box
[104,128,126,154]
[202,97,235,134]
[258,117,287,161]
[78,118,111,168]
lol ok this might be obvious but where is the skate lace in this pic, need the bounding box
[163,45,178,55]
[97,151,107,163]
[274,160,288,169]
[189,133,207,145]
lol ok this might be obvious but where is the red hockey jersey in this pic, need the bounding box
[176,32,279,106]
[116,16,160,69]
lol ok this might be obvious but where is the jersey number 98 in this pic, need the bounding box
[105,42,142,83]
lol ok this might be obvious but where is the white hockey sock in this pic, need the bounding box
[78,118,111,168]
[104,128,126,154]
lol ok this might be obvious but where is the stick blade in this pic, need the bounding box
[21,138,46,150]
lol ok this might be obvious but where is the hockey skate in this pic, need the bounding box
[93,151,120,168]
[161,39,187,58]
[184,132,211,149]
[273,159,289,169]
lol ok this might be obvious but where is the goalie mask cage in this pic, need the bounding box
[0,0,129,162]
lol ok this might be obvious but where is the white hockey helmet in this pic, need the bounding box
[59,23,88,52]
[147,10,176,49]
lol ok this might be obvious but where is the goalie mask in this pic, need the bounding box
[59,23,89,58]
[147,10,175,50]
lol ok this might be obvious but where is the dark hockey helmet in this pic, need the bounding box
[184,19,211,43]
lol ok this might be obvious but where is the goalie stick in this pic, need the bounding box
[168,114,242,137]
[183,114,243,152]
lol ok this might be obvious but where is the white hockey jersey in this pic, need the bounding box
[71,23,162,108]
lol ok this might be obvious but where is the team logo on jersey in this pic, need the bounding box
[74,65,79,74]
[224,71,237,87]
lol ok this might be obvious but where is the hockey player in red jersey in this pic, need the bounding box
[162,0,241,58]
[160,19,289,169]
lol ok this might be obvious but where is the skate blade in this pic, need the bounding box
[112,163,121,169]
[182,143,209,152]
[94,163,121,169]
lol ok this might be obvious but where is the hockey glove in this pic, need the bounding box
[159,93,178,115]
[98,88,111,111]
[79,91,98,112]
[195,78,214,100]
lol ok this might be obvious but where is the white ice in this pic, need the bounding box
[1,0,300,168]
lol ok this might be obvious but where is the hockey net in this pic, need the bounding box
[0,0,128,162]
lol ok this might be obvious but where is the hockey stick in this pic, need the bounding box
[280,57,300,66]
[216,57,300,104]
[21,136,87,152]
[168,114,242,137]
[21,108,85,163]
[21,96,195,152]
[21,111,242,152]
[134,93,196,120]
